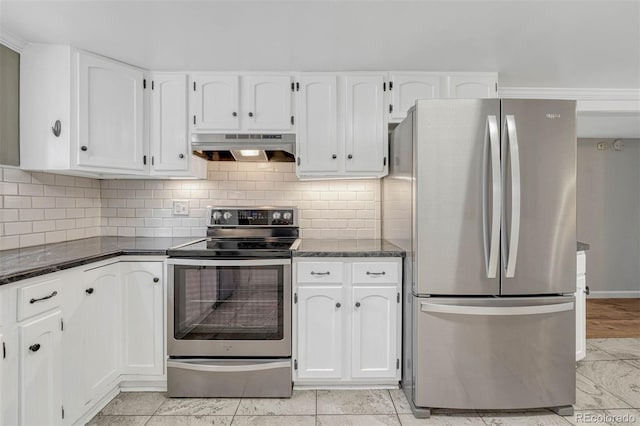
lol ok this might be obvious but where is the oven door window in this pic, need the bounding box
[173,265,284,340]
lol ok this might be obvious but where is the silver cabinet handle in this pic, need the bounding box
[51,120,61,137]
[30,291,58,304]
[366,271,386,276]
[179,153,184,159]
[483,115,501,279]
[310,271,330,276]
[502,115,521,278]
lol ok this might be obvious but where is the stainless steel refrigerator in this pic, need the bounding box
[382,99,576,418]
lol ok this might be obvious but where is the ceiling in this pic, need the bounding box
[0,0,639,89]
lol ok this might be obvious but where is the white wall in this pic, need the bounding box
[577,138,640,297]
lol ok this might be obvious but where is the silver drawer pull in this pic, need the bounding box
[310,271,330,276]
[366,271,386,276]
[30,291,58,304]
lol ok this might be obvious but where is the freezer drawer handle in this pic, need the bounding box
[167,360,290,373]
[482,115,501,279]
[420,301,574,316]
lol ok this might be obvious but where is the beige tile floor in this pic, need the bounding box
[89,338,640,425]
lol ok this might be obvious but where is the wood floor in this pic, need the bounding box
[586,298,640,338]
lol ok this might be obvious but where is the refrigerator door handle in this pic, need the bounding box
[420,301,574,316]
[482,115,501,278]
[501,115,521,278]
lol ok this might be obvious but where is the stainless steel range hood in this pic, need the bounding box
[191,133,296,162]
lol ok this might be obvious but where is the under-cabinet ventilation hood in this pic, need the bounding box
[191,133,296,162]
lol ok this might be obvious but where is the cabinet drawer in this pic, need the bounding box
[17,277,63,321]
[297,262,343,284]
[352,262,398,284]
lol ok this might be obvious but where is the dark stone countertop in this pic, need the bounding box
[577,241,590,251]
[0,236,196,285]
[293,239,405,257]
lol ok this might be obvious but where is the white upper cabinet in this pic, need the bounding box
[191,73,293,133]
[388,73,440,121]
[445,73,498,99]
[344,75,386,175]
[388,72,499,121]
[243,76,293,130]
[77,52,145,172]
[20,45,147,175]
[296,73,387,179]
[192,74,240,131]
[296,75,340,174]
[150,73,206,177]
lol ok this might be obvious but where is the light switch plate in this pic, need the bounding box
[173,200,189,216]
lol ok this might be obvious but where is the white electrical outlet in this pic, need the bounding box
[173,200,189,216]
[596,142,609,151]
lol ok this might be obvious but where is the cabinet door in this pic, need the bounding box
[77,52,145,172]
[19,310,62,426]
[344,75,386,174]
[121,262,164,375]
[243,76,293,131]
[389,73,440,121]
[576,252,587,361]
[296,286,343,379]
[296,75,340,174]
[351,286,397,379]
[82,264,120,400]
[446,74,498,98]
[192,74,240,131]
[150,73,189,172]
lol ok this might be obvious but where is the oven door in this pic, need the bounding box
[167,258,291,357]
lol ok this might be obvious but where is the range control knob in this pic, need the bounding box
[223,211,232,220]
[272,212,282,221]
[283,212,293,222]
[212,211,222,220]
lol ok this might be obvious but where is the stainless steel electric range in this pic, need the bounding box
[166,206,299,398]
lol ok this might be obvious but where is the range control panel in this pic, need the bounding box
[207,207,296,226]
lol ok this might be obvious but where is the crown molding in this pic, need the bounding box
[0,30,28,53]
[498,87,640,113]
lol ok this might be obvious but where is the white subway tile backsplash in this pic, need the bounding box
[0,162,380,250]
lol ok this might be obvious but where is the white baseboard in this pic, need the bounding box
[588,291,640,299]
[74,385,120,425]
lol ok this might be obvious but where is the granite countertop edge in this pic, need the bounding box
[292,239,406,258]
[0,248,169,285]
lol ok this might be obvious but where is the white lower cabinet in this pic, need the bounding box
[19,310,63,426]
[293,258,402,386]
[576,251,587,361]
[351,286,398,379]
[296,286,343,379]
[2,258,166,426]
[121,262,164,375]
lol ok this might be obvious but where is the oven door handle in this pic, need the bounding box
[166,258,291,267]
[167,360,290,372]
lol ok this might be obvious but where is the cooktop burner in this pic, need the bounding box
[167,207,300,259]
